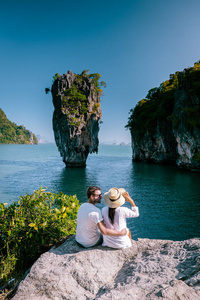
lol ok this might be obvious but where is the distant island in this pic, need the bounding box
[0,108,38,144]
[126,61,200,171]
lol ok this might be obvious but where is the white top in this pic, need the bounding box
[102,206,139,249]
[75,203,103,247]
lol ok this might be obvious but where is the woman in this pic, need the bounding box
[102,187,139,249]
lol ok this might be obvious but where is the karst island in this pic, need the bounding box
[126,61,200,172]
[46,70,105,167]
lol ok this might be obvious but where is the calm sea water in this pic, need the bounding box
[0,143,200,241]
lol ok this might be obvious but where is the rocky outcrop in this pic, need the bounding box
[127,62,200,171]
[13,236,200,299]
[0,108,38,144]
[51,71,102,167]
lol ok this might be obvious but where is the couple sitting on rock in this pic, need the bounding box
[75,186,139,249]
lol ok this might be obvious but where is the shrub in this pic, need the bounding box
[0,187,80,287]
[53,73,61,81]
[92,103,100,113]
[192,152,200,161]
[181,107,200,128]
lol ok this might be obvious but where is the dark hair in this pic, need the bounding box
[87,186,101,199]
[109,207,116,224]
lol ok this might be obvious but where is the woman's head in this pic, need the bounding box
[104,187,125,208]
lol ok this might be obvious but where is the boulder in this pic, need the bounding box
[13,236,200,299]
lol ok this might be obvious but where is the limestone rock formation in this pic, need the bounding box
[126,62,200,171]
[13,236,200,299]
[51,70,103,167]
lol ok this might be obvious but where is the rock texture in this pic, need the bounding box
[129,64,200,171]
[13,236,200,300]
[52,71,102,167]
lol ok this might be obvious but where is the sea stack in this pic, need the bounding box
[51,70,103,167]
[126,61,200,172]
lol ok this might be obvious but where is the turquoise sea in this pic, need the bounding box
[0,143,200,241]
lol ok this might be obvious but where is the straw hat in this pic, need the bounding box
[104,187,126,208]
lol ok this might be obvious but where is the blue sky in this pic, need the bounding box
[1,0,200,144]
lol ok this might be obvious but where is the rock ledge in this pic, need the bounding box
[13,236,200,300]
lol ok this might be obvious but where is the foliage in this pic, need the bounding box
[88,73,104,96]
[69,117,81,127]
[62,84,88,123]
[63,84,87,105]
[0,109,38,144]
[53,73,61,81]
[92,103,100,113]
[126,61,200,140]
[44,72,60,93]
[62,70,105,126]
[45,69,105,127]
[192,152,200,161]
[0,187,80,287]
[45,87,50,94]
[181,107,200,127]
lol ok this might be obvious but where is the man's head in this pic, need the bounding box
[87,186,102,205]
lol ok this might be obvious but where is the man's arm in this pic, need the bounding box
[97,221,127,236]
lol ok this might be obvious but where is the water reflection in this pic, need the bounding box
[128,162,200,241]
[52,167,89,203]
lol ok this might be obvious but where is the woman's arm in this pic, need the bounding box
[122,191,139,217]
[122,191,136,207]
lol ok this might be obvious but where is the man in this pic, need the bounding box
[75,186,127,247]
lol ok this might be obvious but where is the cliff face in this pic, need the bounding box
[13,236,200,300]
[127,62,200,171]
[0,108,38,144]
[51,70,102,167]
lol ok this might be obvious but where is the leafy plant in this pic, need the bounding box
[53,73,61,81]
[92,103,100,113]
[192,152,200,161]
[0,187,80,288]
[45,87,50,94]
[182,107,200,128]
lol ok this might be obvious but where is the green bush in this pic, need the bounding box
[181,107,200,128]
[0,187,80,287]
[192,152,200,161]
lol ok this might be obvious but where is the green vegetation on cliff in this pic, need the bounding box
[0,109,38,144]
[46,70,106,127]
[126,61,200,140]
[0,187,80,294]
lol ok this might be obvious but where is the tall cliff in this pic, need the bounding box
[126,61,200,171]
[0,108,38,144]
[51,70,104,167]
